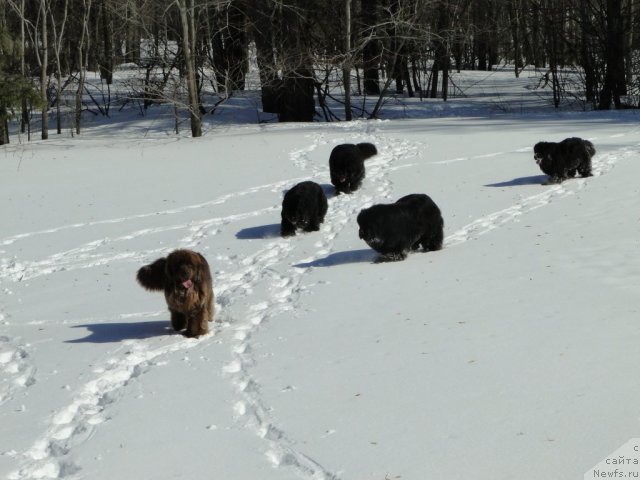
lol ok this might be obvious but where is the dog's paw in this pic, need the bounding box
[543,177,562,185]
[374,252,407,263]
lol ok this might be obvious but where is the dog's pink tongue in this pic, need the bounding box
[182,279,193,289]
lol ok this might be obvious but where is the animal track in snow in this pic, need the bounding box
[0,335,36,406]
[8,336,200,480]
[219,125,423,480]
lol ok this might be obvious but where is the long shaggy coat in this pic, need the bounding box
[329,142,378,194]
[357,193,444,261]
[533,137,595,184]
[137,249,214,337]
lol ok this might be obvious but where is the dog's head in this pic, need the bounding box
[533,142,552,165]
[284,207,311,230]
[356,206,384,248]
[330,146,365,194]
[334,175,351,193]
[282,193,312,230]
[164,250,205,303]
[137,249,209,303]
[334,165,363,194]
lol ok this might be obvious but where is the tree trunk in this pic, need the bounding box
[279,69,315,122]
[178,0,202,137]
[277,0,315,122]
[360,0,380,95]
[430,58,439,98]
[99,0,114,84]
[0,113,8,145]
[248,0,280,113]
[579,0,597,105]
[125,1,140,63]
[40,0,49,140]
[598,0,626,109]
[509,0,522,77]
[343,0,352,120]
[76,0,92,135]
[51,0,69,135]
[19,0,28,134]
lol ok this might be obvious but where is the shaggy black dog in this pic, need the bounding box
[137,249,214,338]
[533,137,596,184]
[281,181,328,236]
[357,193,444,261]
[329,142,378,194]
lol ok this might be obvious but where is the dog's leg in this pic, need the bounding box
[184,312,208,338]
[543,175,562,185]
[422,231,444,252]
[280,219,296,237]
[375,251,407,263]
[305,222,321,232]
[170,310,187,331]
[578,159,593,177]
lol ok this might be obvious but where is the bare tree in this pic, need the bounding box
[75,0,92,134]
[277,0,316,122]
[360,0,381,95]
[177,0,202,137]
[49,0,69,134]
[247,0,280,113]
[598,0,627,109]
[37,0,49,139]
[343,0,353,120]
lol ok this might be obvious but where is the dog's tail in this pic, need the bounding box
[584,139,596,157]
[136,257,166,291]
[357,142,378,160]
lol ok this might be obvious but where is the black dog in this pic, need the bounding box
[533,137,596,184]
[281,181,328,236]
[357,194,444,261]
[329,142,378,194]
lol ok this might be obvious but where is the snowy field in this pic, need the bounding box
[1,68,640,480]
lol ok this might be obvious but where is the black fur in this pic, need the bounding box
[357,193,444,261]
[329,142,378,194]
[533,137,596,184]
[281,181,329,236]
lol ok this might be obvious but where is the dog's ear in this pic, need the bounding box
[136,257,167,291]
[194,253,212,288]
[356,142,377,160]
[193,253,205,283]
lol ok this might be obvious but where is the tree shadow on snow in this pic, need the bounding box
[236,223,281,239]
[67,321,171,343]
[294,249,377,268]
[485,174,546,187]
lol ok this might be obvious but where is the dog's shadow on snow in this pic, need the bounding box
[320,183,338,199]
[485,174,546,187]
[67,321,171,343]
[294,249,377,268]
[235,223,281,239]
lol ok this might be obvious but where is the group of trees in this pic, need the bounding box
[0,0,638,143]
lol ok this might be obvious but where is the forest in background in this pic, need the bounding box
[0,0,638,143]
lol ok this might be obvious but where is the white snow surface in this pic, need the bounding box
[1,70,640,480]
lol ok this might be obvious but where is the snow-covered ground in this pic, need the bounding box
[1,69,640,480]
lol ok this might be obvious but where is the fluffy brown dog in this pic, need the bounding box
[136,249,214,337]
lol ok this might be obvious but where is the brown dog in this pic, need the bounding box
[137,249,214,337]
